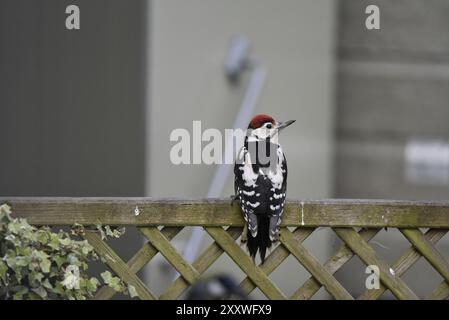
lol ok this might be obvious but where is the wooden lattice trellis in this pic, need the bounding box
[4,197,449,300]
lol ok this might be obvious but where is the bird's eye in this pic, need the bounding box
[266,123,272,129]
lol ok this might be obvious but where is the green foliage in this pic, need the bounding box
[95,225,125,240]
[0,204,137,300]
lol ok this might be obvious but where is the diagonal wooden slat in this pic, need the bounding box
[292,228,380,300]
[427,281,449,300]
[358,228,447,300]
[206,226,287,300]
[239,227,315,295]
[95,226,182,300]
[400,228,449,284]
[160,227,242,300]
[83,230,156,300]
[280,229,353,300]
[334,227,419,300]
[140,227,200,284]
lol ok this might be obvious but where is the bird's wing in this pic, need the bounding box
[268,151,288,241]
[234,147,260,237]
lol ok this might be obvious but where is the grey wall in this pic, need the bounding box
[0,0,147,197]
[0,1,148,285]
[336,0,449,200]
[335,0,449,298]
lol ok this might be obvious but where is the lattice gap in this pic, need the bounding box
[311,286,329,300]
[144,251,176,297]
[305,227,337,264]
[201,248,248,282]
[401,258,444,299]
[435,230,449,257]
[333,254,368,298]
[269,254,311,298]
[247,288,261,299]
[379,289,394,300]
[369,228,412,264]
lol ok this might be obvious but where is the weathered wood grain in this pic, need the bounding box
[4,197,449,227]
[140,227,200,284]
[3,197,449,300]
[83,230,156,300]
[400,228,449,283]
[280,229,353,300]
[427,281,449,300]
[292,228,379,300]
[206,226,286,300]
[160,227,242,300]
[239,227,315,295]
[95,226,181,300]
[358,228,447,300]
[334,227,419,300]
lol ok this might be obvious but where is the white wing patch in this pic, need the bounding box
[238,149,258,188]
[267,146,285,189]
[247,201,260,208]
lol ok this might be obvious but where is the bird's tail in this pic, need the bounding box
[247,215,272,263]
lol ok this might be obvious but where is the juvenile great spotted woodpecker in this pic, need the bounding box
[234,114,295,263]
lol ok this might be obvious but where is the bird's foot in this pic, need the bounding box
[230,194,239,206]
[240,224,248,244]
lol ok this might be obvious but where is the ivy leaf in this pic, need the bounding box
[104,225,114,237]
[42,278,53,290]
[67,253,80,266]
[32,286,47,299]
[59,237,71,246]
[81,244,91,256]
[37,231,49,244]
[74,290,86,300]
[0,261,8,283]
[87,277,100,293]
[53,282,65,295]
[39,258,51,273]
[17,246,31,256]
[52,255,66,268]
[48,235,60,250]
[61,265,80,290]
[96,225,106,240]
[8,220,21,234]
[101,271,113,284]
[28,271,44,286]
[15,256,31,267]
[70,223,85,236]
[12,286,28,300]
[113,227,126,238]
[0,203,12,218]
[34,250,49,260]
[1,206,126,300]
[108,277,123,292]
[128,285,138,298]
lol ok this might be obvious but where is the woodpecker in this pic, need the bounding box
[234,114,295,263]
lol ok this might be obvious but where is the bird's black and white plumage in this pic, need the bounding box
[234,114,295,263]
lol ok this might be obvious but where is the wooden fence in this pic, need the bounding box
[3,197,449,300]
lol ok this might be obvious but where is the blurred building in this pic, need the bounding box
[1,0,449,299]
[334,0,449,298]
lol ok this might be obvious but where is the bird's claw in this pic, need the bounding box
[240,224,248,244]
[230,194,239,206]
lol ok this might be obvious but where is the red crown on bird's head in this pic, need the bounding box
[248,114,275,129]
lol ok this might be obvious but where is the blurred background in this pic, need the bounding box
[1,0,449,299]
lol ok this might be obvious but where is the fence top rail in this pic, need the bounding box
[1,197,449,228]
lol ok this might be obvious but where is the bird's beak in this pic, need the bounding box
[277,120,296,131]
